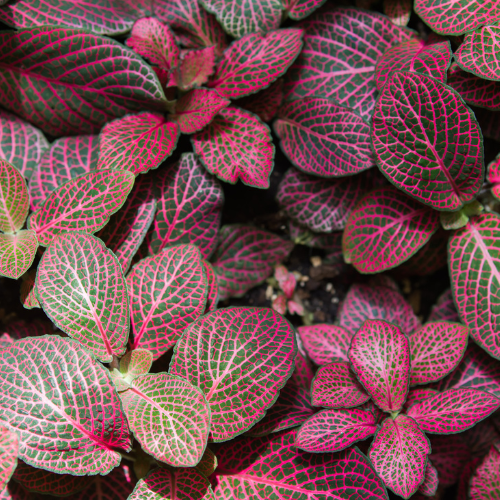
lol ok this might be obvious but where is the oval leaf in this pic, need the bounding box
[419,460,439,496]
[297,324,351,365]
[119,349,153,382]
[0,426,17,490]
[197,448,218,478]
[0,231,38,280]
[283,0,326,20]
[0,159,28,234]
[383,0,412,26]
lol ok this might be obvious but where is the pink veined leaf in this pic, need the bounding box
[213,429,389,499]
[0,27,166,137]
[19,270,40,309]
[375,38,452,90]
[0,426,17,490]
[274,266,295,299]
[272,294,287,315]
[295,408,377,453]
[120,373,211,466]
[297,324,351,365]
[429,434,471,487]
[470,446,500,500]
[449,62,500,111]
[488,153,500,201]
[448,213,500,360]
[0,110,48,180]
[171,88,230,134]
[274,98,373,178]
[128,244,208,360]
[282,0,327,20]
[97,112,179,176]
[409,321,469,386]
[28,169,134,246]
[461,418,500,459]
[29,135,98,211]
[36,232,129,362]
[0,159,28,234]
[119,349,153,383]
[149,153,223,259]
[212,224,293,300]
[350,319,410,413]
[202,260,219,312]
[277,168,368,233]
[197,448,218,477]
[369,415,430,499]
[312,362,370,409]
[169,307,296,442]
[342,186,440,273]
[457,458,480,500]
[0,231,38,280]
[419,460,439,496]
[96,173,156,274]
[291,349,315,389]
[428,288,460,323]
[238,78,284,122]
[372,71,484,211]
[383,0,412,26]
[129,466,215,499]
[285,7,415,118]
[0,336,131,475]
[407,388,500,434]
[208,29,303,99]
[178,46,216,91]
[3,319,54,340]
[404,388,440,411]
[191,106,274,189]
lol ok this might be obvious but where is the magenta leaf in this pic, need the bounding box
[0,159,28,234]
[291,349,315,389]
[312,362,370,409]
[343,186,440,273]
[296,408,376,453]
[172,88,230,134]
[29,135,98,211]
[282,0,326,20]
[418,460,439,496]
[128,243,207,360]
[383,0,412,26]
[178,46,216,91]
[28,169,134,246]
[203,260,219,312]
[470,446,500,500]
[0,110,48,180]
[372,71,484,211]
[350,319,410,413]
[169,307,296,441]
[369,415,430,499]
[428,288,460,323]
[285,7,414,118]
[0,336,131,474]
[0,231,38,280]
[489,154,500,201]
[0,27,166,136]
[0,426,17,490]
[149,153,223,259]
[208,29,303,99]
[274,98,373,177]
[129,466,215,499]
[120,373,210,466]
[429,434,471,486]
[238,78,283,122]
[375,38,452,90]
[410,321,469,386]
[297,324,351,365]
[192,106,274,188]
[404,388,440,410]
[213,429,389,499]
[212,224,293,300]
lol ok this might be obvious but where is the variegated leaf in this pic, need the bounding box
[178,46,216,91]
[19,270,39,309]
[0,231,38,280]
[0,159,28,234]
[119,349,153,383]
[428,288,460,323]
[470,446,500,500]
[419,460,439,497]
[282,0,326,20]
[0,426,17,490]
[383,0,412,26]
[197,448,218,477]
[404,388,440,411]
[238,78,283,122]
[297,324,351,365]
[203,260,219,312]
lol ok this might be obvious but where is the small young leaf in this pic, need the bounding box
[202,260,219,312]
[343,186,440,273]
[169,307,296,441]
[128,244,207,360]
[178,46,216,91]
[383,0,412,26]
[274,98,373,178]
[197,447,218,477]
[119,349,153,382]
[350,319,410,413]
[419,460,439,497]
[372,71,484,211]
[296,408,377,453]
[238,78,283,122]
[428,288,460,323]
[192,106,274,188]
[369,415,430,499]
[312,362,370,409]
[0,336,131,475]
[28,169,134,246]
[208,29,303,99]
[297,324,351,365]
[282,0,326,20]
[97,112,179,176]
[0,159,28,234]
[0,231,38,280]
[470,446,500,500]
[120,373,210,467]
[0,426,17,490]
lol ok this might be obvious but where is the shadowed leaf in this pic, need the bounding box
[282,0,326,20]
[428,288,460,323]
[238,78,283,122]
[470,446,500,500]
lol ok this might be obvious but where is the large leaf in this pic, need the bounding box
[0,110,48,180]
[128,244,207,360]
[282,0,326,20]
[192,106,274,189]
[428,287,460,323]
[178,46,216,91]
[96,113,179,176]
[448,213,500,359]
[277,168,367,233]
[470,446,500,500]
[0,27,166,136]
[409,321,469,385]
[120,373,210,466]
[169,307,296,441]
[212,224,293,300]
[295,408,376,453]
[199,0,282,38]
[0,159,28,234]
[369,415,430,499]
[0,336,131,475]
[0,231,38,280]
[285,7,414,118]
[36,232,129,362]
[343,186,440,273]
[208,29,303,99]
[274,98,373,178]
[29,135,98,211]
[28,169,134,246]
[212,429,389,499]
[0,426,17,490]
[297,324,351,365]
[238,78,284,122]
[372,71,484,211]
[350,319,410,413]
